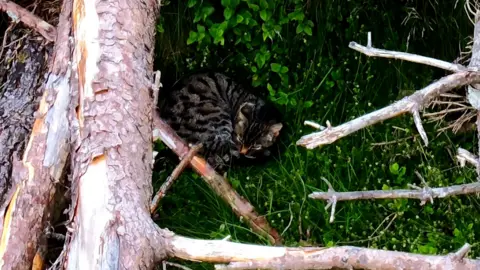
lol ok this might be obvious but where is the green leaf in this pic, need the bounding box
[236,14,244,23]
[224,8,234,20]
[276,92,289,105]
[279,16,289,25]
[202,6,215,21]
[255,53,266,68]
[389,163,399,175]
[260,10,268,21]
[247,3,260,11]
[197,24,205,33]
[271,63,282,72]
[453,228,462,238]
[267,83,275,96]
[303,101,313,108]
[290,98,297,106]
[259,0,269,9]
[280,66,289,73]
[288,10,304,21]
[251,66,257,73]
[296,24,303,34]
[187,0,197,8]
[186,31,198,45]
[221,0,230,7]
[304,25,312,36]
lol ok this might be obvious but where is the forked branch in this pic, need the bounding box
[297,71,480,149]
[153,113,282,245]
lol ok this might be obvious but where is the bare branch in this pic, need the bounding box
[349,32,467,72]
[153,113,282,245]
[457,147,479,167]
[150,144,202,214]
[454,243,472,261]
[168,235,480,270]
[309,181,480,204]
[303,120,326,130]
[0,1,56,42]
[297,71,480,149]
[412,109,429,146]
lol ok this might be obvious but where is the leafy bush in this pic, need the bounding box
[154,1,480,268]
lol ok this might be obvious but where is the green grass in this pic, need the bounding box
[153,1,480,268]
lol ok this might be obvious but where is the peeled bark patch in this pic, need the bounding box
[63,0,168,268]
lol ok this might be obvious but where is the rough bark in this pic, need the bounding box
[0,0,75,267]
[61,0,168,268]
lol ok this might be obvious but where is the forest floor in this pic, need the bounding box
[153,1,480,268]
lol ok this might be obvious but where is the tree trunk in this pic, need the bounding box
[60,0,169,268]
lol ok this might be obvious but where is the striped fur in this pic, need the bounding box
[160,72,283,172]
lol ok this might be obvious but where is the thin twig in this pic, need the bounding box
[150,144,202,214]
[349,33,467,73]
[304,120,326,130]
[153,113,282,245]
[0,0,56,42]
[309,181,480,205]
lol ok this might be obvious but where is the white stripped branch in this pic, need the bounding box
[168,236,479,270]
[349,32,467,73]
[297,71,480,149]
[457,147,479,168]
[309,181,480,204]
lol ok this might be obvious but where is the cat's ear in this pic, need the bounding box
[269,123,283,137]
[235,102,255,137]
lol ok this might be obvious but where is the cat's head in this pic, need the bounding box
[233,101,283,159]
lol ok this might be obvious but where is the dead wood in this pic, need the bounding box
[0,0,71,267]
[153,114,283,245]
[59,0,169,268]
[150,143,202,214]
[168,236,479,270]
[0,0,56,42]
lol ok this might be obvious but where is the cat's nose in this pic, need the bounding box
[240,145,249,154]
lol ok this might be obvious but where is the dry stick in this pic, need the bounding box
[349,36,468,73]
[0,0,56,42]
[153,113,282,245]
[297,32,480,149]
[457,147,480,167]
[309,181,480,204]
[297,71,480,149]
[150,144,203,214]
[168,236,479,270]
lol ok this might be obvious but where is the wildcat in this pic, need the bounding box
[159,72,283,172]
